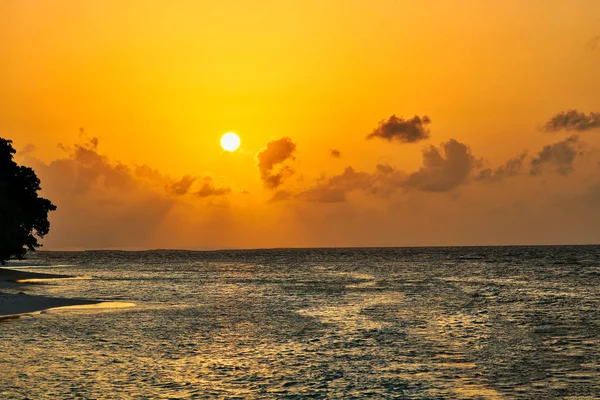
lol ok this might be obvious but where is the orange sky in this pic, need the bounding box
[2,1,600,249]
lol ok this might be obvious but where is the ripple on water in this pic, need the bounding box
[1,247,599,399]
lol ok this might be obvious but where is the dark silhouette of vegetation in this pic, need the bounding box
[0,138,56,264]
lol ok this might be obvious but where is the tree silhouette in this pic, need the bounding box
[0,138,56,264]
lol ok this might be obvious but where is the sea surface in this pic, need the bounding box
[1,246,599,399]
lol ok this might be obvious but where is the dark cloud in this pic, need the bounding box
[405,139,479,192]
[542,110,600,132]
[530,136,582,176]
[477,152,527,183]
[256,137,296,189]
[196,177,231,197]
[367,115,431,143]
[169,175,196,196]
[330,149,341,158]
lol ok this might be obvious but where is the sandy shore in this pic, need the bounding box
[0,267,101,321]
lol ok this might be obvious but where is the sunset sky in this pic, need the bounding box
[2,1,600,249]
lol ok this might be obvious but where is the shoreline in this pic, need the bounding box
[0,267,103,321]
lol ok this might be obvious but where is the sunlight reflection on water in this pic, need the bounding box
[0,247,599,399]
[14,276,92,283]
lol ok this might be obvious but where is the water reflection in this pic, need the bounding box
[0,246,598,398]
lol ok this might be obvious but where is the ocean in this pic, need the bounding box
[1,246,599,399]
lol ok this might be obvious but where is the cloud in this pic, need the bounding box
[195,177,231,197]
[58,138,137,194]
[302,167,373,203]
[24,137,175,248]
[300,162,408,203]
[477,152,527,183]
[367,115,431,143]
[542,110,600,132]
[300,139,480,201]
[256,137,296,189]
[170,175,196,196]
[19,144,36,155]
[405,139,479,192]
[18,137,239,249]
[371,163,408,196]
[135,164,166,182]
[330,149,341,158]
[530,135,582,176]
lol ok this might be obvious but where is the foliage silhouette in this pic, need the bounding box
[0,138,56,264]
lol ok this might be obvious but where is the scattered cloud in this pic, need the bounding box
[367,115,431,144]
[371,163,407,196]
[299,162,409,203]
[256,137,296,189]
[134,165,165,182]
[302,167,372,203]
[405,139,479,192]
[14,113,600,249]
[16,137,242,249]
[299,139,481,201]
[542,110,600,132]
[24,137,175,248]
[330,149,341,158]
[195,177,231,197]
[58,138,137,194]
[477,152,527,183]
[530,135,582,176]
[170,175,196,196]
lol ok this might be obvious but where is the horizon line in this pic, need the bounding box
[35,243,600,253]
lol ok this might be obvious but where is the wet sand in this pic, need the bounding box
[0,267,101,321]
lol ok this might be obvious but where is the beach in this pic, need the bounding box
[0,266,100,321]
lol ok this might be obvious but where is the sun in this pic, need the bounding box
[220,132,241,152]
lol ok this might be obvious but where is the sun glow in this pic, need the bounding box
[220,133,241,152]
